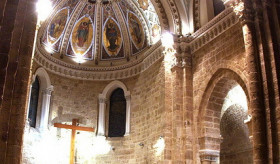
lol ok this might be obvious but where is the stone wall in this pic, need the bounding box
[192,22,251,163]
[22,59,166,164]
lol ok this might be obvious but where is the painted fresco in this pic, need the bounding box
[128,12,145,49]
[136,0,161,43]
[47,8,68,45]
[103,18,122,56]
[71,16,94,56]
[138,0,149,10]
[151,24,160,41]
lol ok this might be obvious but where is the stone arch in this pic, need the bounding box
[97,80,131,136]
[197,68,250,162]
[27,67,53,130]
[33,67,52,89]
[220,104,253,163]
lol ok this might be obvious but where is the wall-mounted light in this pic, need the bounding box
[161,32,174,48]
[36,0,53,22]
[161,32,176,56]
[73,53,86,64]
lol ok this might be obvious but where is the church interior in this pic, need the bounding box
[0,0,280,163]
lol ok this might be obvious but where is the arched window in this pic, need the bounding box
[28,77,40,127]
[27,67,53,130]
[98,81,131,137]
[108,88,126,137]
[213,0,225,16]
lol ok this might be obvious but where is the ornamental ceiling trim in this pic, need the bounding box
[166,0,181,34]
[34,42,163,80]
[150,0,169,30]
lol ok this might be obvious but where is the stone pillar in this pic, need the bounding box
[39,86,53,130]
[125,95,131,136]
[97,97,106,136]
[0,0,37,163]
[199,150,220,164]
[224,0,269,163]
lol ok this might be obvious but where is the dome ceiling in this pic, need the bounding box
[37,0,161,69]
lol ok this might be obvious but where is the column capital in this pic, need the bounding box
[42,86,54,95]
[223,0,255,24]
[99,97,107,103]
[125,95,131,101]
[199,149,220,162]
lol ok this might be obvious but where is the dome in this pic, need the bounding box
[35,0,162,80]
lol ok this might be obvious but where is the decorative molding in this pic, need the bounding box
[166,0,181,34]
[193,0,200,30]
[150,0,169,30]
[199,149,220,162]
[34,41,163,80]
[114,2,131,57]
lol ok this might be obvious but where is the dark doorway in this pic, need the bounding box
[28,77,40,128]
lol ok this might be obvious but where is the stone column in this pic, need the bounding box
[97,97,106,136]
[0,0,37,163]
[124,95,131,136]
[224,0,269,163]
[39,86,53,130]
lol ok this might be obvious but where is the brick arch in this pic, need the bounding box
[197,68,249,151]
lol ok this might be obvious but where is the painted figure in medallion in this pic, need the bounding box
[77,21,90,47]
[71,16,94,55]
[103,18,122,56]
[106,22,119,51]
[48,8,68,44]
[128,12,144,49]
[129,16,142,43]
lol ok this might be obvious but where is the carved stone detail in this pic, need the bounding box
[193,0,201,31]
[34,42,163,80]
[42,86,54,95]
[151,0,169,30]
[199,149,220,162]
[167,0,181,34]
[112,2,131,57]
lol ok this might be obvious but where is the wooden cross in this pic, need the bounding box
[54,119,95,164]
